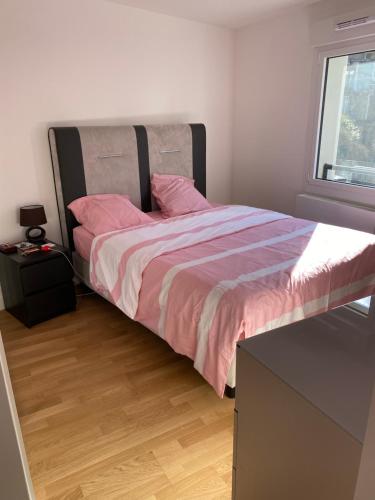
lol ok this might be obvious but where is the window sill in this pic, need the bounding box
[305,177,375,209]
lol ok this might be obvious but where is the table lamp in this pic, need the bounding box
[20,205,47,243]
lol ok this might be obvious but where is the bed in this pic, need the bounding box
[49,124,375,397]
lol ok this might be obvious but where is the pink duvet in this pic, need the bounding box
[90,205,375,396]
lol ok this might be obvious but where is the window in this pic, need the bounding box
[349,295,372,315]
[316,49,375,188]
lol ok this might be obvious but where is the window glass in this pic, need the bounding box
[316,50,375,188]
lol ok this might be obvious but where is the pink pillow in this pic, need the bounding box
[151,174,211,217]
[68,194,152,236]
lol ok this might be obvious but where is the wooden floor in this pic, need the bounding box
[0,293,234,499]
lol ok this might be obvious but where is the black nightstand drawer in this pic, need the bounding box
[25,282,76,326]
[0,242,77,327]
[21,256,73,295]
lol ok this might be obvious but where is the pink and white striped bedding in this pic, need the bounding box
[73,210,166,261]
[90,205,375,396]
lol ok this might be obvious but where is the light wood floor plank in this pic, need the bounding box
[0,293,234,499]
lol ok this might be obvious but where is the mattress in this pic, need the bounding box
[73,226,94,262]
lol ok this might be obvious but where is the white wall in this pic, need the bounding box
[0,335,34,499]
[0,0,234,310]
[233,0,375,215]
[233,5,311,215]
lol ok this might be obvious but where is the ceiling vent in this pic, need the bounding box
[335,16,375,31]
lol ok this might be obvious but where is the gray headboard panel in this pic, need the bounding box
[49,124,206,250]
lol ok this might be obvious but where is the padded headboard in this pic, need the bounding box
[49,124,206,250]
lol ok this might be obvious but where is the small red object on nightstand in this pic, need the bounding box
[0,243,17,254]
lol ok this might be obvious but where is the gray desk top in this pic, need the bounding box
[239,307,375,443]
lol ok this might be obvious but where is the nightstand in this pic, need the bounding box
[0,243,76,327]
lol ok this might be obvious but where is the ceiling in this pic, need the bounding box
[108,0,318,29]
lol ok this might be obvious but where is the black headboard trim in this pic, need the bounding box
[190,124,206,197]
[134,125,152,213]
[52,127,86,250]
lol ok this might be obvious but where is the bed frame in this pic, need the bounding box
[49,124,206,251]
[49,124,236,398]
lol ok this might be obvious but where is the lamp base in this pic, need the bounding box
[26,226,46,244]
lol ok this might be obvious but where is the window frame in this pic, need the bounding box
[306,36,375,206]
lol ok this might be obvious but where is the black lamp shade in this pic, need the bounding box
[20,205,47,227]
